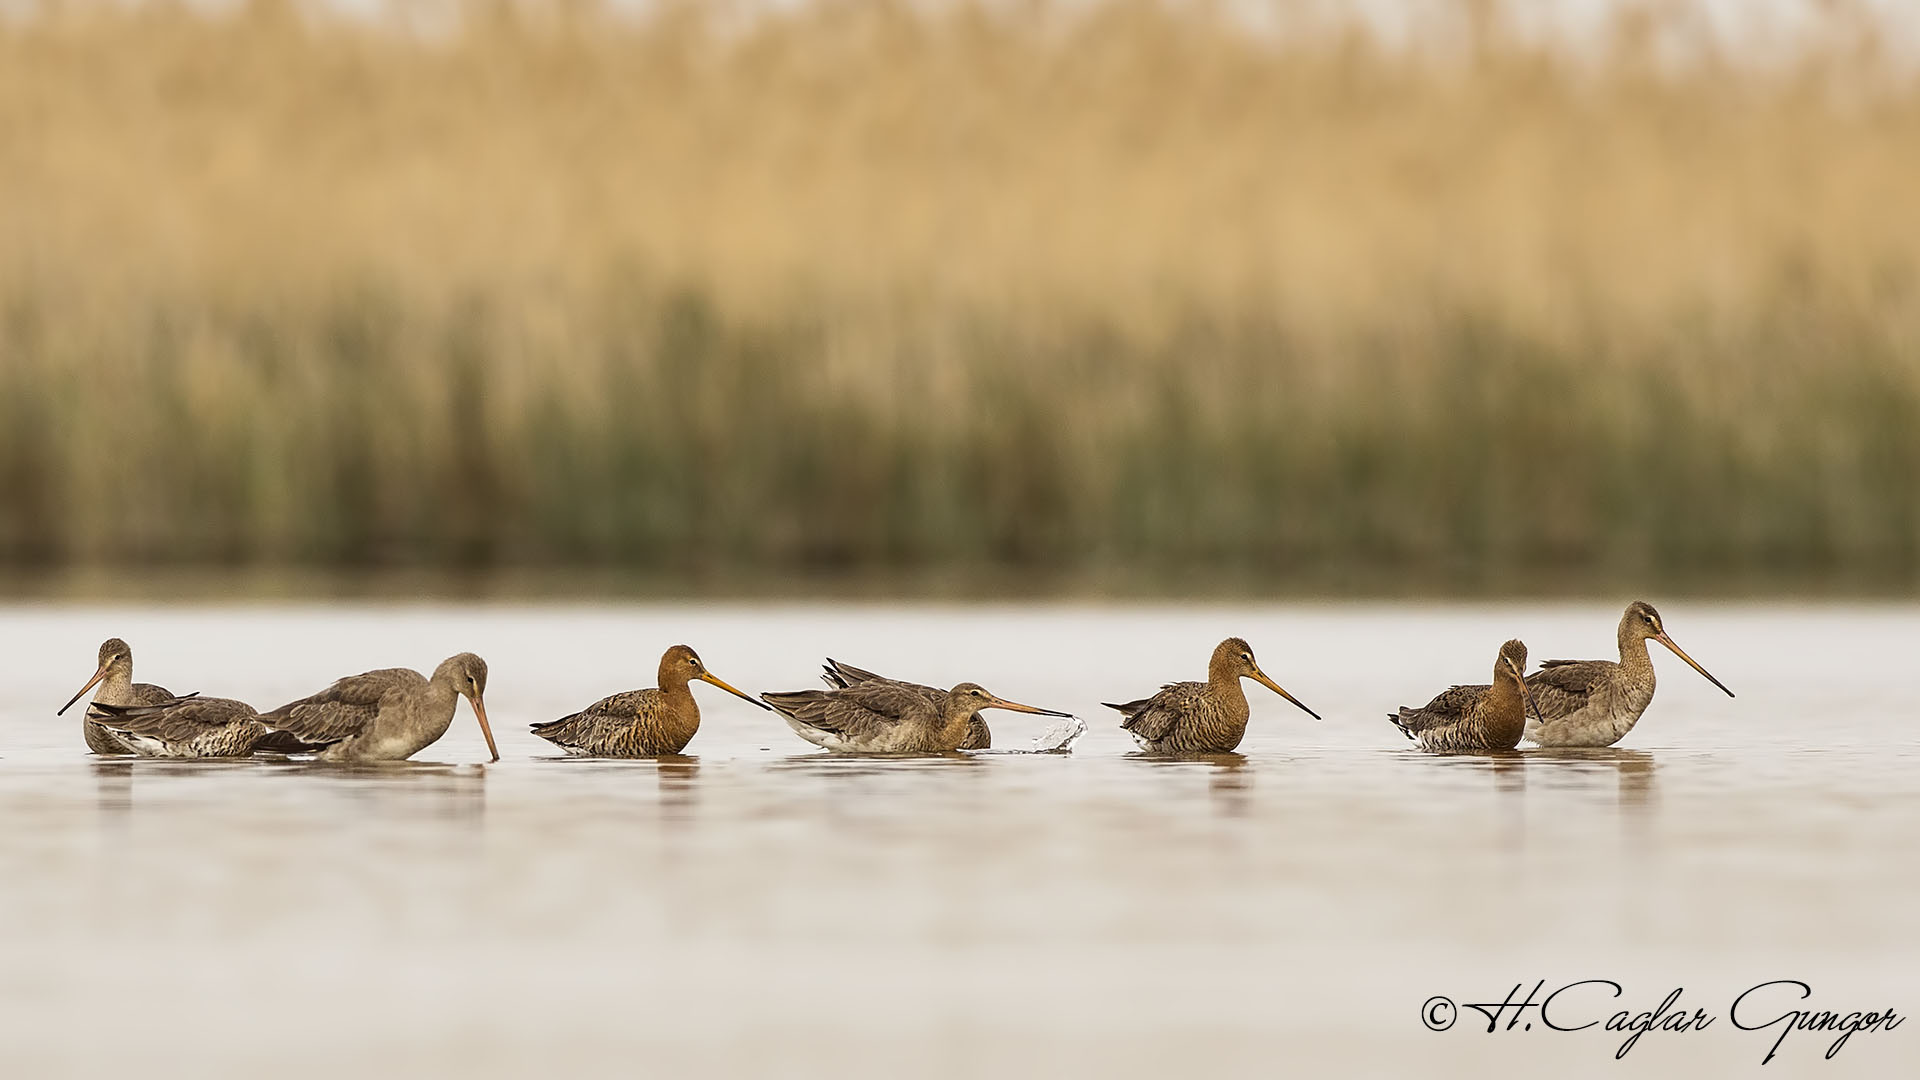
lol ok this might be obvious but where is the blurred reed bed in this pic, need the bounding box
[2,1,1919,592]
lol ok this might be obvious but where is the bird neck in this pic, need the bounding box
[1209,669,1250,713]
[1617,624,1656,678]
[1206,657,1241,690]
[424,672,462,709]
[97,664,133,703]
[660,674,698,708]
[1490,669,1525,710]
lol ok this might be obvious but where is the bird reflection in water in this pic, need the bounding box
[1524,747,1660,812]
[91,759,135,819]
[1532,747,1660,850]
[315,761,490,828]
[1127,751,1253,817]
[1205,755,1252,818]
[1425,752,1532,850]
[1451,748,1663,852]
[654,755,701,822]
[91,758,261,818]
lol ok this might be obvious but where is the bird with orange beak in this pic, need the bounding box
[531,644,766,756]
[764,677,1074,754]
[1105,637,1321,754]
[253,653,499,763]
[58,638,178,755]
[1524,601,1734,747]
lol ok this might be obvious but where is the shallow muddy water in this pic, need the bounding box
[0,602,1913,1077]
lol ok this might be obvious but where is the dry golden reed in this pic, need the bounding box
[2,1,1919,591]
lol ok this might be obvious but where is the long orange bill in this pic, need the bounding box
[59,665,110,716]
[700,670,772,711]
[1251,670,1322,721]
[469,694,501,762]
[1654,633,1735,698]
[981,694,1075,719]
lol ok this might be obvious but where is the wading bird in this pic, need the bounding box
[530,645,766,756]
[818,658,994,749]
[86,695,305,759]
[254,653,498,763]
[1390,639,1537,753]
[1104,637,1320,754]
[59,638,178,756]
[763,678,1073,755]
[1524,601,1734,747]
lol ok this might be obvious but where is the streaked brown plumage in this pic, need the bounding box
[58,638,178,756]
[1104,637,1320,754]
[256,653,498,763]
[1390,639,1538,753]
[1525,601,1734,747]
[530,645,767,756]
[763,678,1072,755]
[819,658,993,750]
[85,695,309,759]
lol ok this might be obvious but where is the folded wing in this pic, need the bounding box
[821,659,992,749]
[1104,681,1205,744]
[259,668,420,748]
[1525,659,1614,721]
[764,678,937,740]
[1391,683,1488,735]
[87,694,235,742]
[530,689,662,752]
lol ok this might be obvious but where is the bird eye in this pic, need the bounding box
[1241,653,1252,662]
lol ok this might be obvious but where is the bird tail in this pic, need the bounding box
[1103,699,1151,733]
[527,713,579,739]
[1387,710,1415,740]
[84,701,145,732]
[253,729,325,754]
[759,690,820,717]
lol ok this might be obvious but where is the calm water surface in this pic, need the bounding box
[0,603,1913,1077]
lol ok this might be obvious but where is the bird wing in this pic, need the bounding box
[578,688,660,719]
[820,663,990,743]
[129,682,179,707]
[1105,681,1205,744]
[821,659,952,700]
[1393,683,1488,735]
[259,668,421,745]
[820,663,996,748]
[531,689,661,747]
[763,679,934,738]
[88,696,253,741]
[1525,660,1614,720]
[821,658,892,689]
